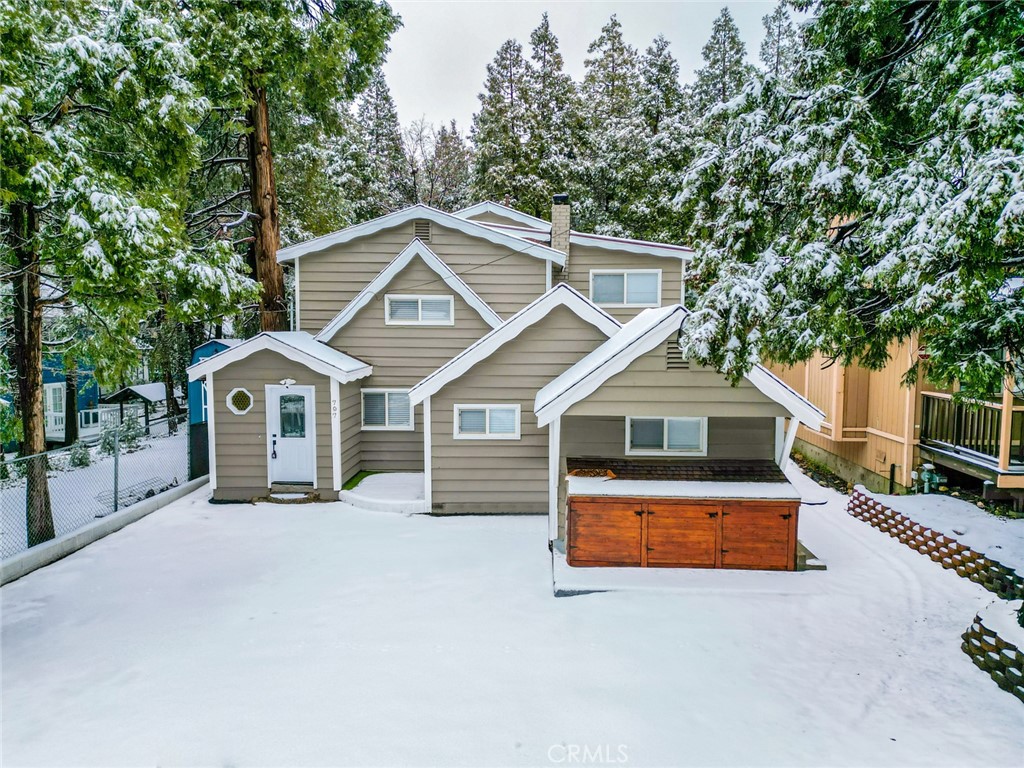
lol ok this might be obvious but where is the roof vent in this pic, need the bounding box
[666,339,689,370]
[414,220,431,242]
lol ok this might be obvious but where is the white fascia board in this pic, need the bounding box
[746,365,825,430]
[454,201,552,232]
[187,333,372,384]
[569,231,695,261]
[277,204,564,266]
[535,306,685,426]
[408,283,621,406]
[314,240,503,342]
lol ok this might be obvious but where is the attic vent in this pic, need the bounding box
[666,339,690,370]
[414,220,432,242]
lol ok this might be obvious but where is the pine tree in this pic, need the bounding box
[357,70,415,219]
[471,39,533,207]
[522,13,583,217]
[675,2,1024,400]
[577,15,644,234]
[639,35,686,132]
[759,2,800,81]
[692,7,753,111]
[407,120,473,212]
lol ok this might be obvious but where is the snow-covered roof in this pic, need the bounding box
[534,305,825,429]
[277,204,565,266]
[186,332,372,383]
[102,383,184,404]
[453,201,552,232]
[408,283,621,405]
[315,239,503,342]
[479,221,694,261]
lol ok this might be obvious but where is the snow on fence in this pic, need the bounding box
[847,488,1024,601]
[0,414,190,560]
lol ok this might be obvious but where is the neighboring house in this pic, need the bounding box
[42,356,101,444]
[188,199,823,570]
[189,339,241,425]
[771,343,1024,498]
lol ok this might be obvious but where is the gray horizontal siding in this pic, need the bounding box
[562,416,776,460]
[564,342,790,419]
[563,244,684,322]
[430,306,610,512]
[298,222,549,332]
[210,349,335,500]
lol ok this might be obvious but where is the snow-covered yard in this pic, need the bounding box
[2,472,1021,767]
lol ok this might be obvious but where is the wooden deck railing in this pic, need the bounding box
[920,392,1024,467]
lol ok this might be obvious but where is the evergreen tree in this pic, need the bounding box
[407,120,473,212]
[471,39,533,207]
[692,7,753,111]
[675,1,1024,399]
[522,13,583,218]
[760,2,801,81]
[582,15,640,123]
[639,35,686,132]
[357,70,415,219]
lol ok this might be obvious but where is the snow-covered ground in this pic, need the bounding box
[865,488,1024,572]
[0,429,188,559]
[2,472,1022,767]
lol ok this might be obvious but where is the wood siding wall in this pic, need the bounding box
[297,222,549,332]
[430,306,610,513]
[325,255,494,471]
[340,381,361,484]
[768,341,921,489]
[562,416,776,460]
[210,350,335,500]
[565,342,791,419]
[562,245,684,321]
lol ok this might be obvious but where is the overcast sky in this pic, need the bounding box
[381,1,778,130]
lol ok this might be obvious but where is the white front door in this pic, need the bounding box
[266,385,316,485]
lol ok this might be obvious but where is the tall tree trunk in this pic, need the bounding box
[63,359,79,446]
[10,202,55,547]
[245,76,287,333]
[163,364,181,434]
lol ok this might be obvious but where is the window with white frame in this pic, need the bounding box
[362,389,413,430]
[626,417,706,455]
[385,294,454,326]
[454,404,521,440]
[590,270,661,307]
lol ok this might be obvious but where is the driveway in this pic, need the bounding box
[1,476,1021,767]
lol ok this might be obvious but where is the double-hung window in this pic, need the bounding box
[590,270,661,307]
[362,389,413,430]
[454,404,521,440]
[385,294,454,326]
[626,417,707,456]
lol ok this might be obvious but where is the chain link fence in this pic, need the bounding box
[0,413,190,559]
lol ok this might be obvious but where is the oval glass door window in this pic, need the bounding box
[279,394,306,438]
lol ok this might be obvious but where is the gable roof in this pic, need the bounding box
[186,332,372,383]
[314,239,503,342]
[478,221,695,261]
[454,201,552,232]
[534,305,825,428]
[277,204,565,266]
[408,283,622,406]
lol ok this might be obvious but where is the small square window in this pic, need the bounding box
[590,270,662,307]
[362,390,412,430]
[385,295,454,326]
[626,417,706,455]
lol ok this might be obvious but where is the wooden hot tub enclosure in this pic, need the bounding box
[567,496,800,570]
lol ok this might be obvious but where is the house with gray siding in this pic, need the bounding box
[188,198,824,571]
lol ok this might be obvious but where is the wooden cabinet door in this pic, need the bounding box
[645,501,721,568]
[568,497,644,567]
[720,501,798,571]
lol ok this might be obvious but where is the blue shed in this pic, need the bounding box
[189,339,240,424]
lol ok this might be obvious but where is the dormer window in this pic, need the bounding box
[590,269,661,307]
[385,294,454,326]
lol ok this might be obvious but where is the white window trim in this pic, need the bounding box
[589,269,662,308]
[625,416,708,456]
[361,388,414,431]
[453,404,522,440]
[384,294,455,326]
[226,387,254,416]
